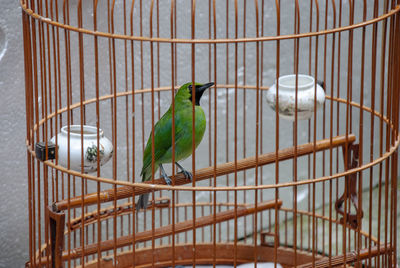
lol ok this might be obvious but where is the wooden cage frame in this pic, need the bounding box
[21,0,399,267]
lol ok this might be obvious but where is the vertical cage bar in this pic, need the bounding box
[273,1,281,267]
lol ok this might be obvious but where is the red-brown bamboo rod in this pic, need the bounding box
[273,1,281,267]
[169,0,176,265]
[312,0,320,264]
[253,0,260,266]
[129,0,136,265]
[357,2,367,266]
[328,1,337,265]
[190,0,197,265]
[335,0,343,257]
[57,199,283,262]
[211,0,218,265]
[149,0,156,265]
[306,3,313,260]
[292,1,300,266]
[53,134,355,212]
[258,0,263,241]
[233,0,239,266]
[224,0,230,245]
[321,0,328,256]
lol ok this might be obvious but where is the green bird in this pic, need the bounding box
[136,82,214,210]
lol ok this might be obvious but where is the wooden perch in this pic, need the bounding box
[54,134,355,211]
[68,197,171,231]
[60,199,282,261]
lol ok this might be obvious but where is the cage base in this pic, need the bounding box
[79,243,323,268]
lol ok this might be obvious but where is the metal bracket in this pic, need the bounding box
[35,142,56,161]
[335,143,363,229]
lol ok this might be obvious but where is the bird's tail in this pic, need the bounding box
[136,193,150,211]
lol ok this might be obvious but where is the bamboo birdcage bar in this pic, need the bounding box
[21,0,399,267]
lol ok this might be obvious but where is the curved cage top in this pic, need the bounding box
[21,0,400,42]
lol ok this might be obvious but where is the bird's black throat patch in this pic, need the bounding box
[188,82,214,106]
[188,85,205,106]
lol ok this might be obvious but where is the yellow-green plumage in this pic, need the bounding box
[136,82,213,210]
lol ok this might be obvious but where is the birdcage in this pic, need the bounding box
[21,0,399,267]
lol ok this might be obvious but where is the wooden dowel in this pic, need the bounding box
[67,197,171,231]
[59,199,282,261]
[54,134,355,211]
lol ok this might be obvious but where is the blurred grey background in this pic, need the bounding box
[1,0,399,267]
[0,1,29,268]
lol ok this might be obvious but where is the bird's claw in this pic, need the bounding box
[159,164,172,185]
[163,175,172,185]
[178,170,192,181]
[175,162,193,181]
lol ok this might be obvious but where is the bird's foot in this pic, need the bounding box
[175,162,193,181]
[178,170,192,181]
[162,175,172,185]
[159,164,172,185]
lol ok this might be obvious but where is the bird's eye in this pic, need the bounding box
[188,85,193,91]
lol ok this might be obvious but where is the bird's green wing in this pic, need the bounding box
[140,108,186,181]
[141,103,205,182]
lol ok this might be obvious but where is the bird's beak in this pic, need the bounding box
[198,82,214,93]
[192,82,214,106]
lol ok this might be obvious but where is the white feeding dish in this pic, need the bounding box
[266,74,325,121]
[50,125,113,173]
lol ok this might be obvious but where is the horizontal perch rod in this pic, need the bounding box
[54,134,355,211]
[63,199,282,261]
[67,197,170,231]
[68,200,253,231]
